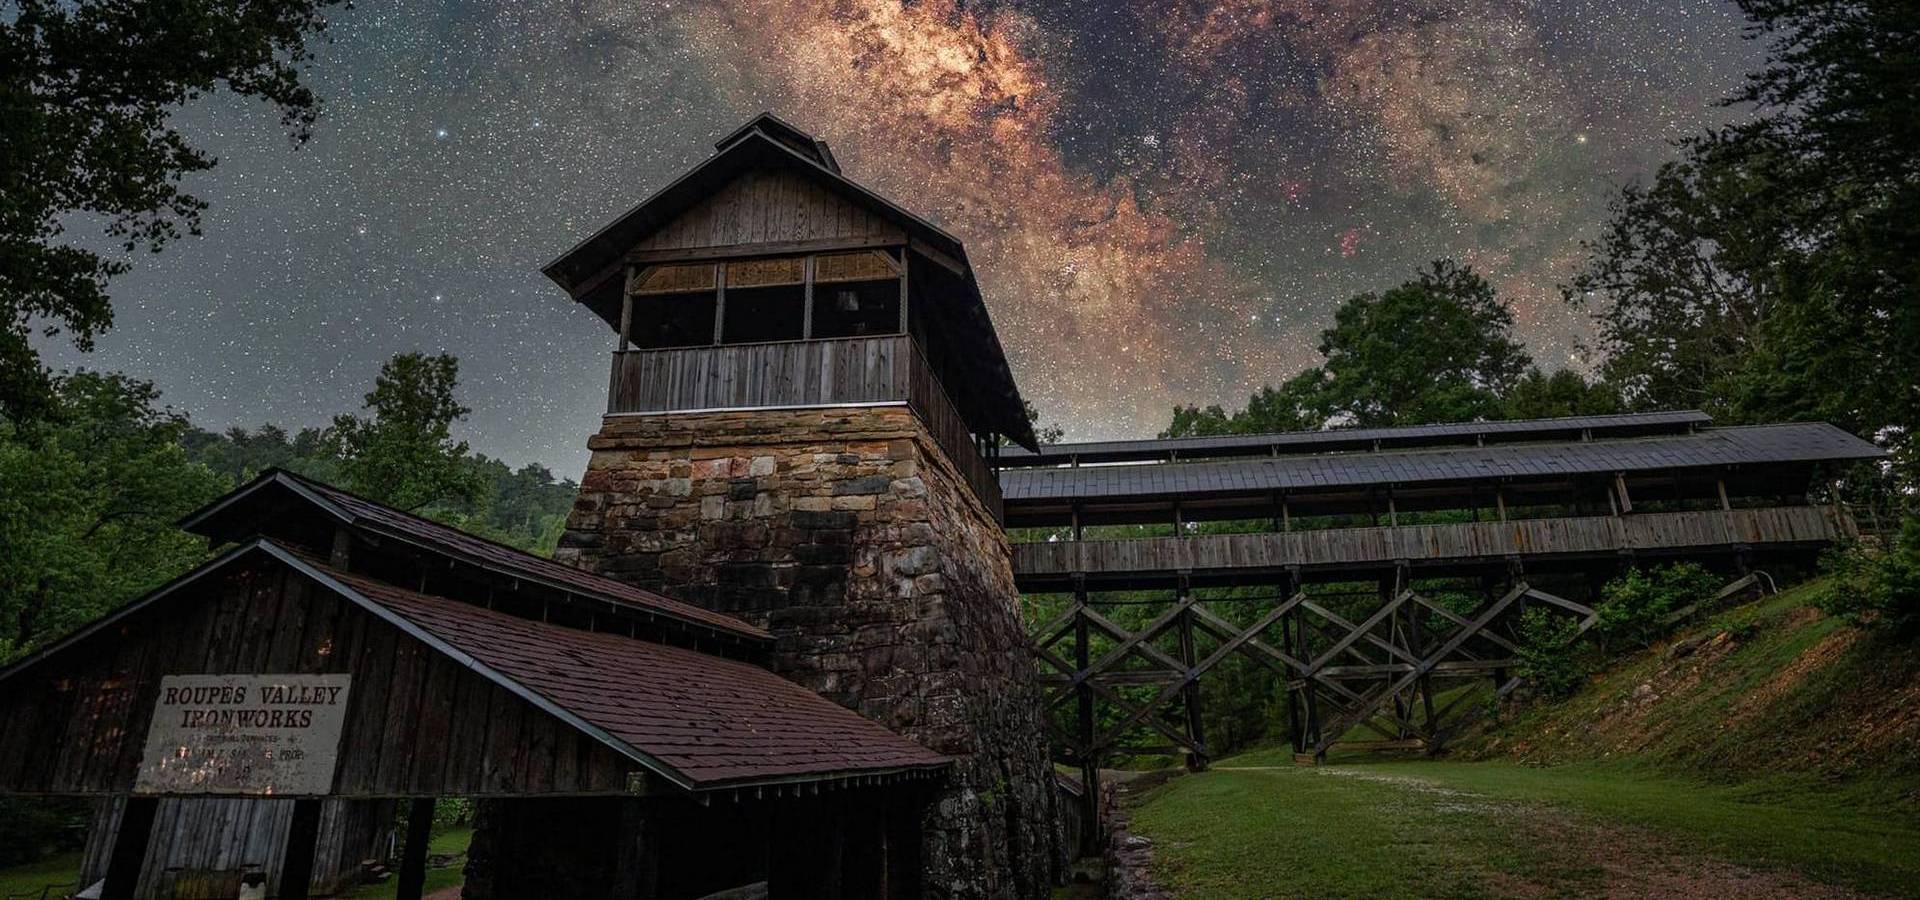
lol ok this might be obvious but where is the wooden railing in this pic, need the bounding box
[1012,505,1852,580]
[903,339,1003,522]
[607,335,1002,520]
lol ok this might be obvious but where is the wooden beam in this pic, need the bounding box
[276,799,324,900]
[711,262,726,345]
[395,798,436,900]
[1615,472,1634,514]
[907,237,966,276]
[100,796,158,900]
[612,798,660,898]
[1717,477,1732,511]
[802,255,815,340]
[628,233,904,263]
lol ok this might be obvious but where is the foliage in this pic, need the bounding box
[325,353,488,514]
[1594,563,1719,652]
[1514,608,1585,699]
[0,798,86,868]
[1501,368,1623,420]
[0,371,225,659]
[1820,517,1920,638]
[1568,0,1920,487]
[1166,261,1616,437]
[1313,260,1530,428]
[1166,372,1325,437]
[0,0,342,418]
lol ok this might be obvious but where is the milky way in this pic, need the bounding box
[43,0,1761,472]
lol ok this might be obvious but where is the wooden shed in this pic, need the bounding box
[0,470,949,899]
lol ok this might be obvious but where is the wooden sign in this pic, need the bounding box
[135,674,352,796]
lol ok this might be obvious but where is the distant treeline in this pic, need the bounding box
[0,355,574,664]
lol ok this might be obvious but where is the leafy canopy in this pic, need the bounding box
[0,0,340,418]
[0,371,226,658]
[1167,261,1613,437]
[325,352,488,514]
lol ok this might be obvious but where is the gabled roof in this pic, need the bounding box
[304,553,949,791]
[180,469,768,643]
[997,410,1716,467]
[1000,422,1886,503]
[0,541,948,793]
[715,112,839,172]
[538,115,1038,449]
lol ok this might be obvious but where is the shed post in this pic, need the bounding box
[1717,476,1732,511]
[1613,472,1634,514]
[395,797,437,900]
[276,798,324,900]
[100,796,159,900]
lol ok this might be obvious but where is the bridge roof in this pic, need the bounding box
[996,410,1713,468]
[999,422,1882,504]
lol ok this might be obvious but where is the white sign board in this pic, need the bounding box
[135,674,352,796]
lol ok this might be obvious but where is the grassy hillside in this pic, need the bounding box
[1458,577,1920,812]
[1125,577,1920,898]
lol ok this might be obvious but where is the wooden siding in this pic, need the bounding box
[1012,506,1850,580]
[905,339,1002,521]
[609,335,910,413]
[0,558,642,799]
[607,335,1003,520]
[78,797,390,899]
[633,168,903,253]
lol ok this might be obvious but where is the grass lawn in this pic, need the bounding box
[0,829,472,900]
[337,826,472,899]
[1129,755,1920,899]
[0,852,81,900]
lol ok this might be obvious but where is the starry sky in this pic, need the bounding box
[48,0,1764,475]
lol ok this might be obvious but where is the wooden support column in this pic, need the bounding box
[395,797,437,900]
[841,799,888,900]
[1288,568,1321,755]
[612,798,660,899]
[101,796,159,900]
[711,262,726,345]
[802,255,815,339]
[1614,472,1634,514]
[277,798,324,900]
[884,793,923,899]
[1717,476,1732,511]
[1175,574,1208,771]
[770,799,842,899]
[1071,575,1102,850]
[1495,487,1509,522]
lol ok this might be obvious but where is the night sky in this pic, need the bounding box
[47,0,1763,475]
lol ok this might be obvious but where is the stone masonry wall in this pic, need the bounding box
[555,406,1062,898]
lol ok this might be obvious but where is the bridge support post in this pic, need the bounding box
[1284,566,1322,762]
[1071,574,1103,851]
[1175,572,1209,772]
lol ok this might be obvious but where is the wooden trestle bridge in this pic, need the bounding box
[998,412,1881,828]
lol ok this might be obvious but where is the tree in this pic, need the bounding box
[0,371,225,658]
[0,0,342,418]
[1569,0,1919,486]
[1165,370,1326,437]
[1317,261,1530,427]
[1502,369,1623,420]
[1166,261,1534,436]
[325,353,488,514]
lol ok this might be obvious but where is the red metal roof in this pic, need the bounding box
[306,556,947,790]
